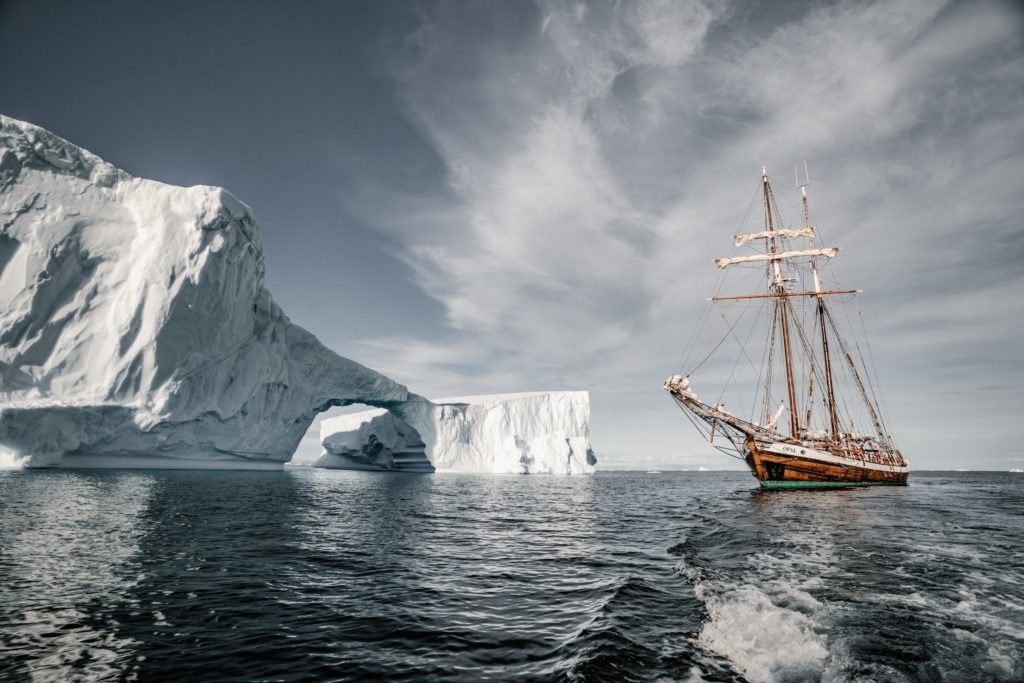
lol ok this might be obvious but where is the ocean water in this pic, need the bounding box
[0,469,1021,682]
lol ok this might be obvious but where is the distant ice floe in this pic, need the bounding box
[311,391,597,474]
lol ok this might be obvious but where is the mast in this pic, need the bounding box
[818,301,841,438]
[800,175,841,440]
[764,169,800,437]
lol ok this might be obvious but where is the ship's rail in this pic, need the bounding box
[801,441,907,467]
[665,381,908,468]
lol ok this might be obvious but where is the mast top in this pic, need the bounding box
[796,161,812,202]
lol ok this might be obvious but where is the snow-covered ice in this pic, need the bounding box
[0,115,408,468]
[0,116,599,472]
[312,391,597,474]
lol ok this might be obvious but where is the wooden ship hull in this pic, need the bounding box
[665,384,909,489]
[745,438,908,489]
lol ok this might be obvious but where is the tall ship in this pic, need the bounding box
[665,168,909,488]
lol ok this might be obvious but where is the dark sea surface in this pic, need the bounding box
[0,469,1021,682]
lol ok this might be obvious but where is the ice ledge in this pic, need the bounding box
[311,391,597,475]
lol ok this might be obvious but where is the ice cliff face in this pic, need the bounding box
[314,392,597,474]
[0,115,407,468]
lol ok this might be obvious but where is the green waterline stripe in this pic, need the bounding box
[759,480,908,489]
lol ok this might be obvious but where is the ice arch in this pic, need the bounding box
[0,115,408,469]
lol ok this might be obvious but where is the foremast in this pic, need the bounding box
[763,168,801,438]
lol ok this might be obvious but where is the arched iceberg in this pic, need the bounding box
[0,115,407,468]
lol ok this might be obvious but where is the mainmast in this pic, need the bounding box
[800,174,842,440]
[712,168,845,440]
[763,169,800,437]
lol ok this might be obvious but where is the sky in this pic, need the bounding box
[1,0,1022,470]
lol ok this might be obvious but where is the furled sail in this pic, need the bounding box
[714,247,839,268]
[733,227,813,246]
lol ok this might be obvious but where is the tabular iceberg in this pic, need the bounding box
[313,392,597,474]
[0,115,408,468]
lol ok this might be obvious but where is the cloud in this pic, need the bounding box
[340,0,1024,467]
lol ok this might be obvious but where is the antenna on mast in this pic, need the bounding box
[796,160,811,190]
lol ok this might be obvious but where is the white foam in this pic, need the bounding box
[854,571,1024,679]
[677,532,836,682]
[696,582,828,682]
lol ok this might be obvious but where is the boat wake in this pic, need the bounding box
[671,507,839,682]
[676,558,831,680]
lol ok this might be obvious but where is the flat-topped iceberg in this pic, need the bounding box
[313,391,597,474]
[0,115,407,468]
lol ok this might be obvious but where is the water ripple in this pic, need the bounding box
[1,469,1021,681]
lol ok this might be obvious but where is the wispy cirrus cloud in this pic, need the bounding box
[334,0,1024,467]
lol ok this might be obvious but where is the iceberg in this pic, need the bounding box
[313,391,597,474]
[0,115,408,469]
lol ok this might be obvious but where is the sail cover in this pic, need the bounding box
[733,227,813,246]
[715,247,839,268]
